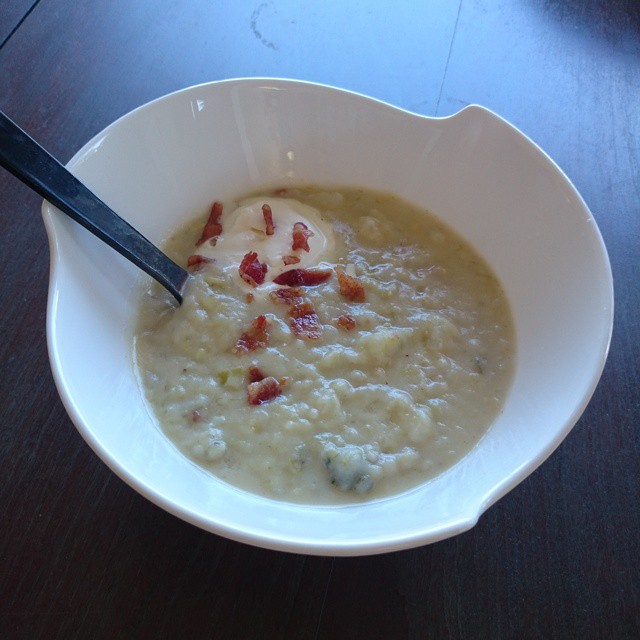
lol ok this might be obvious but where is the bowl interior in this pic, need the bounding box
[43,80,613,555]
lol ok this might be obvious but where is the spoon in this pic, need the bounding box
[0,111,189,303]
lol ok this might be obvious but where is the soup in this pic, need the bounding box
[135,187,514,503]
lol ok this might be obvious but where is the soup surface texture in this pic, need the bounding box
[135,187,514,503]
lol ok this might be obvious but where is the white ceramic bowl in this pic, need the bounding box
[43,79,613,555]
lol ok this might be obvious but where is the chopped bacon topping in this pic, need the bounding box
[272,268,332,287]
[292,222,314,252]
[336,314,356,330]
[336,268,366,302]
[269,287,303,306]
[282,254,301,266]
[191,410,202,423]
[247,365,266,383]
[186,255,214,271]
[195,201,223,246]
[262,203,275,236]
[245,292,255,303]
[288,301,322,339]
[239,251,268,286]
[248,376,282,405]
[233,315,269,353]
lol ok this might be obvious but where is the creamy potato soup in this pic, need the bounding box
[135,187,514,504]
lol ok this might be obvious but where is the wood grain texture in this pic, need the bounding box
[0,0,638,638]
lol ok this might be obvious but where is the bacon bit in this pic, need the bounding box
[186,255,214,271]
[233,315,269,353]
[288,301,322,339]
[247,365,266,383]
[245,292,255,303]
[262,203,275,236]
[273,188,287,196]
[336,268,366,302]
[272,268,332,287]
[282,254,301,266]
[195,201,223,246]
[191,410,202,423]
[269,287,303,306]
[292,222,314,252]
[336,314,356,331]
[239,251,268,286]
[248,376,282,405]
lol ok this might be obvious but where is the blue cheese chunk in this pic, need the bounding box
[321,442,375,494]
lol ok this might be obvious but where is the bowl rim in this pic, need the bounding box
[42,77,614,555]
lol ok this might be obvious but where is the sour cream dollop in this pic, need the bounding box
[195,197,335,290]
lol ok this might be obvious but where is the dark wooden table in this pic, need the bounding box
[1,1,638,638]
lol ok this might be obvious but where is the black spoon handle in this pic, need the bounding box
[0,111,188,303]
